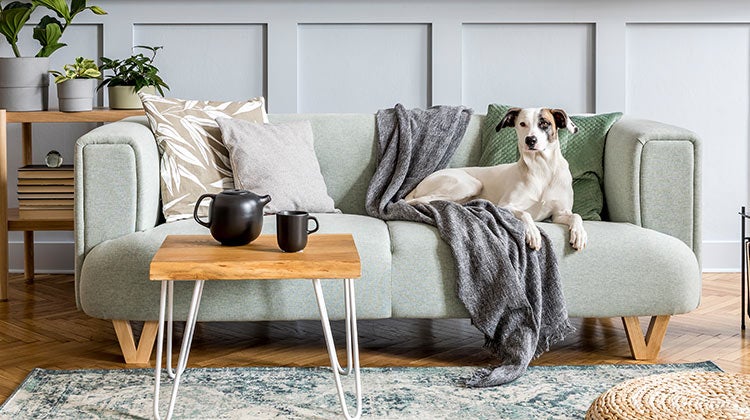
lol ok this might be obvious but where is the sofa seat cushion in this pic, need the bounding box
[79,214,391,321]
[388,220,700,319]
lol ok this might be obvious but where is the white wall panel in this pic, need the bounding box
[626,23,750,269]
[5,1,750,272]
[462,24,594,114]
[297,24,430,113]
[133,24,266,102]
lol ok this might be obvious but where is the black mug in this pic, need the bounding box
[276,211,319,252]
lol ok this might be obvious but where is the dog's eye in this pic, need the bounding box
[539,121,550,129]
[519,122,526,127]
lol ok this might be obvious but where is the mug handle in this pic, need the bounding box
[193,193,216,228]
[307,215,319,235]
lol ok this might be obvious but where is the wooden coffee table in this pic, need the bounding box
[149,234,362,420]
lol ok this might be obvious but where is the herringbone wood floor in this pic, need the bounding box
[0,272,748,403]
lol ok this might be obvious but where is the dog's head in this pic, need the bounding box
[496,108,578,153]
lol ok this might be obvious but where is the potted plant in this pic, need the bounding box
[0,1,106,111]
[98,45,169,110]
[49,56,100,112]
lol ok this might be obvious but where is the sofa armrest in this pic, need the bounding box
[74,117,160,305]
[603,118,702,259]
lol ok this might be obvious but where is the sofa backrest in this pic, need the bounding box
[129,113,485,216]
[270,113,485,215]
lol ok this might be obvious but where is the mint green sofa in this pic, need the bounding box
[74,114,701,364]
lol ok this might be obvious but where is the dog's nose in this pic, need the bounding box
[525,136,537,147]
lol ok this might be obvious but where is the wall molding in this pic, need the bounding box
[2,0,747,272]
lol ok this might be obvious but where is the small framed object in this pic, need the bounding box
[45,150,63,168]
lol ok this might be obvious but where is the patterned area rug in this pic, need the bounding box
[1,362,720,419]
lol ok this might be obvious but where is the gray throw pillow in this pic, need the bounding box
[216,118,337,214]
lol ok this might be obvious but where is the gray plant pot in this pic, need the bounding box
[57,79,95,112]
[0,57,50,111]
[107,85,157,109]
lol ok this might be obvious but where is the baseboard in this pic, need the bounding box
[701,240,741,272]
[8,269,75,274]
[8,241,74,274]
[5,239,743,273]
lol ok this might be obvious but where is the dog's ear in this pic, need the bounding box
[496,108,521,132]
[550,109,578,134]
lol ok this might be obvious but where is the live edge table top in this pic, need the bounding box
[149,234,361,281]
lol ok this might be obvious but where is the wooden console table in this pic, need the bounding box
[0,108,143,301]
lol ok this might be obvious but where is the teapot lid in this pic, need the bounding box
[220,189,271,205]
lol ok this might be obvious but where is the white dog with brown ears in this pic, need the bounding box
[405,107,587,251]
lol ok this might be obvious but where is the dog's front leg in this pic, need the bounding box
[552,210,587,250]
[507,206,542,250]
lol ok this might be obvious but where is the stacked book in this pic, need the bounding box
[17,165,74,211]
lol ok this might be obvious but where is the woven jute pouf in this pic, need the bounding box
[586,371,750,420]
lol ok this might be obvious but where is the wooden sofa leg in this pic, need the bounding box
[112,320,159,364]
[621,315,671,360]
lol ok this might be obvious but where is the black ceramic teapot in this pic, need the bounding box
[193,189,271,246]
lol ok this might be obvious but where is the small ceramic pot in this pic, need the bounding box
[0,57,50,111]
[107,85,157,109]
[57,79,95,112]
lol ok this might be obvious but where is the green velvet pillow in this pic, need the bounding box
[479,104,622,221]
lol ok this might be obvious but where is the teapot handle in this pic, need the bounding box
[193,193,216,228]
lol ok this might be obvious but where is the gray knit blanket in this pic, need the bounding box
[366,104,573,386]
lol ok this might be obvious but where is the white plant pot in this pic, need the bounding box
[107,85,157,109]
[57,79,95,112]
[0,57,50,111]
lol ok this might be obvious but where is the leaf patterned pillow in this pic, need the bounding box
[140,93,268,222]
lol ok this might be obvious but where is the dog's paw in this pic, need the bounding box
[525,224,542,250]
[569,225,587,250]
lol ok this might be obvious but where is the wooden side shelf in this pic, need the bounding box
[7,208,73,231]
[5,109,143,124]
[0,108,144,300]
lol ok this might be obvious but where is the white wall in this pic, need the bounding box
[1,0,748,272]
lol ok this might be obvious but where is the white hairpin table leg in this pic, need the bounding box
[154,280,205,420]
[166,281,175,379]
[312,278,362,420]
[154,280,169,420]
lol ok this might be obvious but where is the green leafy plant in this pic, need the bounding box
[98,45,170,96]
[0,1,106,58]
[49,56,100,83]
